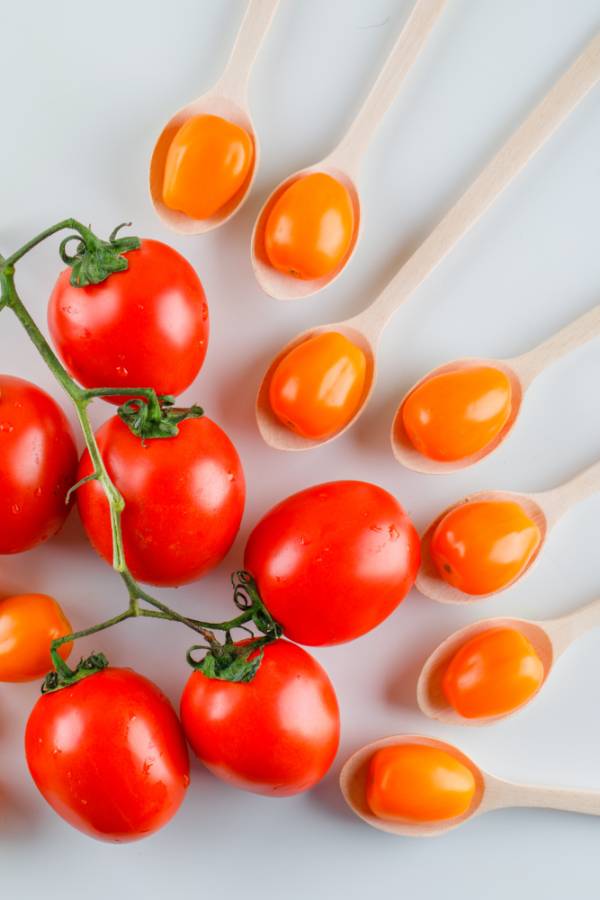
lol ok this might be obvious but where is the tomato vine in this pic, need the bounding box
[0,221,280,689]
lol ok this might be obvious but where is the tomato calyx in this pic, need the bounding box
[187,571,283,683]
[59,222,141,288]
[41,650,109,694]
[117,394,204,441]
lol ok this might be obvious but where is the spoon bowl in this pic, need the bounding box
[416,616,554,725]
[391,303,600,473]
[251,162,361,300]
[256,320,376,450]
[391,357,524,473]
[417,489,548,604]
[418,593,600,724]
[340,733,600,836]
[416,456,600,604]
[150,96,258,235]
[149,0,280,233]
[339,734,486,837]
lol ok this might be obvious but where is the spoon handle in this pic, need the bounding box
[545,595,600,655]
[511,304,600,385]
[540,457,600,524]
[216,0,280,100]
[333,0,447,172]
[356,33,600,336]
[489,778,600,816]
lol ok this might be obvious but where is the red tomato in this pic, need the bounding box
[76,415,245,586]
[25,667,190,842]
[0,375,77,553]
[244,481,420,645]
[180,640,339,796]
[48,239,209,402]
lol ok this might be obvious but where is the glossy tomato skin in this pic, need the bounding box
[269,332,367,439]
[25,668,189,842]
[366,744,476,823]
[48,239,209,402]
[180,640,340,796]
[0,375,78,553]
[430,500,541,595]
[264,172,355,279]
[244,481,421,645]
[163,114,255,219]
[0,593,72,682]
[76,415,245,586]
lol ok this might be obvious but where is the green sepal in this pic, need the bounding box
[41,652,109,694]
[60,222,141,287]
[187,637,264,684]
[198,647,264,683]
[118,395,204,441]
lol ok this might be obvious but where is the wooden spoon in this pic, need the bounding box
[251,0,447,300]
[417,595,600,725]
[149,0,280,234]
[256,34,600,450]
[340,734,600,837]
[392,304,600,473]
[417,457,600,604]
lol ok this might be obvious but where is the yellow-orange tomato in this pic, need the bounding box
[430,500,541,595]
[163,114,254,219]
[366,744,476,823]
[264,173,355,279]
[402,365,512,461]
[443,627,545,718]
[0,593,72,682]
[269,332,366,439]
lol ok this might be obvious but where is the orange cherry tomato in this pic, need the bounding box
[264,173,355,279]
[401,365,512,461]
[430,500,541,595]
[0,593,72,682]
[442,627,545,719]
[366,744,476,823]
[163,114,254,219]
[269,331,366,439]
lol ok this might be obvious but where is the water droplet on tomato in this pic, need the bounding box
[11,504,21,515]
[116,366,129,378]
[0,422,14,433]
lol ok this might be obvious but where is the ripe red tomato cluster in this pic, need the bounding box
[1,240,421,843]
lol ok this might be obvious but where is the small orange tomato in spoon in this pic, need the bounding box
[264,173,355,280]
[442,627,545,719]
[269,331,367,440]
[366,743,476,823]
[430,500,541,596]
[163,114,254,220]
[401,365,512,462]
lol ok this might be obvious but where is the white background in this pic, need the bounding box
[2,1,600,896]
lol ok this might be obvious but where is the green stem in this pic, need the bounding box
[3,219,93,268]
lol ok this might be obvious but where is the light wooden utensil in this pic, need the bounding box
[251,0,447,300]
[340,734,600,837]
[417,595,600,725]
[256,33,600,450]
[417,457,600,604]
[149,0,280,234]
[391,304,600,473]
